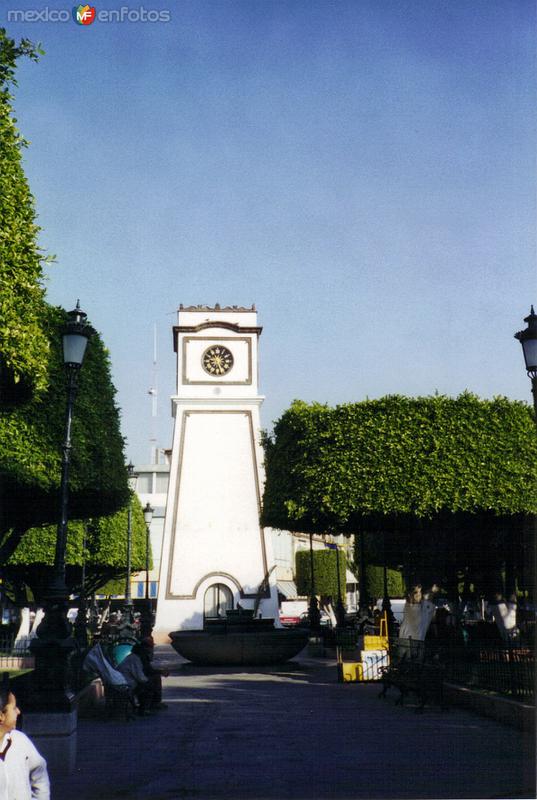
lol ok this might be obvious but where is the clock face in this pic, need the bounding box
[201,345,234,376]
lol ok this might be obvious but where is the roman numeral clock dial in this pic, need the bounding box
[202,345,234,376]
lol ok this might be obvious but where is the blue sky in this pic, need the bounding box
[4,0,536,463]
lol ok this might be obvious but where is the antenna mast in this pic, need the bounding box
[148,323,158,463]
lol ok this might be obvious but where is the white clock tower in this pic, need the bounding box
[153,304,280,640]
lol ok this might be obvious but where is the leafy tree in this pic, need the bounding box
[0,29,131,601]
[262,394,537,530]
[0,304,129,561]
[95,577,128,597]
[3,494,152,601]
[262,395,537,598]
[0,28,50,404]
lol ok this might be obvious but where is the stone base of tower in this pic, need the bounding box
[153,577,281,643]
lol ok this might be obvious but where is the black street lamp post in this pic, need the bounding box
[515,306,537,422]
[140,502,154,638]
[74,523,88,649]
[335,544,345,626]
[118,463,138,641]
[328,539,346,627]
[381,530,396,632]
[358,531,370,612]
[308,533,321,630]
[143,502,154,600]
[515,306,537,602]
[54,303,93,599]
[31,302,93,705]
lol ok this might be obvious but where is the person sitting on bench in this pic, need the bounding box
[82,643,135,719]
[116,649,154,716]
[83,643,130,691]
[132,638,169,711]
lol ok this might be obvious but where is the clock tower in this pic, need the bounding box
[153,304,280,640]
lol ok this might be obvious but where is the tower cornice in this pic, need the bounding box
[178,304,256,312]
[173,321,262,351]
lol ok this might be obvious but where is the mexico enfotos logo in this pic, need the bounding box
[7,6,172,23]
[73,5,96,24]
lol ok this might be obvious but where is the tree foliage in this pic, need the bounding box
[262,394,537,533]
[0,28,134,601]
[0,28,50,402]
[3,494,152,600]
[295,549,346,599]
[0,304,129,553]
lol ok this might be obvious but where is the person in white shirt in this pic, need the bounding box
[398,584,436,642]
[0,689,49,800]
[488,592,518,641]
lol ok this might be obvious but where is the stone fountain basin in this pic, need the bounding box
[169,627,309,666]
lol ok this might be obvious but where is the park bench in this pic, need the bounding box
[378,650,446,711]
[82,643,136,721]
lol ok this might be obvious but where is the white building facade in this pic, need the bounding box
[272,530,358,617]
[132,455,170,600]
[153,305,280,641]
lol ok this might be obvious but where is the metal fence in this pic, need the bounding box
[0,634,33,669]
[395,637,535,701]
[441,642,534,701]
[334,628,535,701]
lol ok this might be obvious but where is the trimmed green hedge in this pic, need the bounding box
[96,576,128,597]
[363,565,405,599]
[0,304,129,539]
[0,29,50,400]
[295,549,346,598]
[262,394,537,532]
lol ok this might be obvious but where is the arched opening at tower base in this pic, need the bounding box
[204,583,234,620]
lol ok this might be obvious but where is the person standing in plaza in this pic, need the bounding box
[0,689,49,799]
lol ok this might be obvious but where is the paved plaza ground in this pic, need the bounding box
[52,646,535,800]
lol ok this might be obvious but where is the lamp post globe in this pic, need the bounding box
[31,301,93,707]
[515,306,537,420]
[62,301,92,368]
[143,501,154,525]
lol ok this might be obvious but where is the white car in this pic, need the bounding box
[375,598,406,624]
[299,611,333,627]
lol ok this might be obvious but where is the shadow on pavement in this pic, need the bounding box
[51,648,535,800]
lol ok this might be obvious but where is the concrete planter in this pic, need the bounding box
[170,627,309,665]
